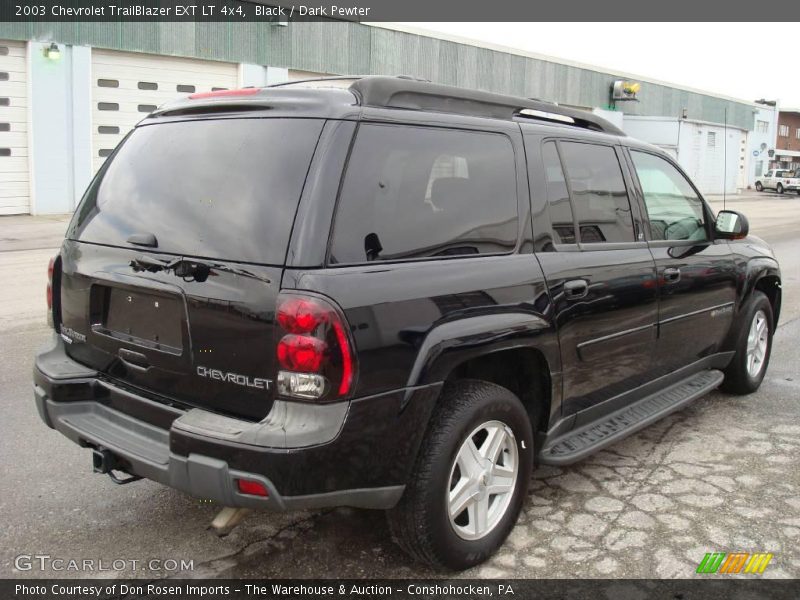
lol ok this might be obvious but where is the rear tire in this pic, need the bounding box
[755,182,763,192]
[721,291,773,395]
[777,183,784,194]
[387,380,533,570]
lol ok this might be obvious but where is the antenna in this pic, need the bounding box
[723,107,728,210]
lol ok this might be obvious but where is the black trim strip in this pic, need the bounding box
[660,301,735,325]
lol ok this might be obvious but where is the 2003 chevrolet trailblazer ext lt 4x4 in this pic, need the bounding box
[34,76,781,570]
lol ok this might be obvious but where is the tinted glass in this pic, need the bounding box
[631,151,707,242]
[559,142,634,243]
[70,118,324,264]
[542,142,575,245]
[330,124,518,263]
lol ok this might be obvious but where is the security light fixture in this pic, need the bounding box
[611,80,641,102]
[44,43,60,60]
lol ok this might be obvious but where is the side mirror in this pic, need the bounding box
[715,210,749,240]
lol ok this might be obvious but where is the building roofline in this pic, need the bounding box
[370,23,765,110]
[624,114,748,131]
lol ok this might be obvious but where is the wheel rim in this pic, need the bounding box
[447,420,519,541]
[746,309,769,379]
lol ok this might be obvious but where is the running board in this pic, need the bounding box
[538,369,724,465]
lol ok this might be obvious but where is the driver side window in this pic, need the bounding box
[630,151,708,242]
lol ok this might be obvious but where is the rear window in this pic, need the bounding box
[69,118,324,264]
[329,124,518,264]
[558,142,635,244]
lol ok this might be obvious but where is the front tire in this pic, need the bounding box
[777,183,784,194]
[721,291,773,395]
[755,181,763,192]
[387,380,533,570]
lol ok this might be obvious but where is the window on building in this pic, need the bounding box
[707,132,716,148]
[756,120,769,134]
[330,124,519,263]
[779,124,789,137]
[796,128,800,140]
[630,151,707,242]
[541,142,575,245]
[558,142,635,244]
[755,161,764,177]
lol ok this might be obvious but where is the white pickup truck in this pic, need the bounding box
[755,169,800,194]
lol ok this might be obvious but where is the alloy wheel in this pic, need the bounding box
[746,309,768,379]
[447,420,519,541]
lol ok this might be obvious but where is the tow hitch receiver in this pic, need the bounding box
[92,448,142,485]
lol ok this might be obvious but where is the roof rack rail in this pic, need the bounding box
[268,75,366,89]
[348,76,624,136]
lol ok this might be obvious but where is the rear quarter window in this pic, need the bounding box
[69,118,324,265]
[329,124,518,264]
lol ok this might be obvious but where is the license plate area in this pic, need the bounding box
[91,285,184,354]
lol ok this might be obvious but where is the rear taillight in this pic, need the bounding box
[275,293,356,401]
[46,255,56,327]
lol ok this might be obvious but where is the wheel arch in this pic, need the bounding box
[723,260,781,353]
[745,262,782,326]
[405,312,561,434]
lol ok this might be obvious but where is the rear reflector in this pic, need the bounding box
[188,88,259,100]
[236,479,269,497]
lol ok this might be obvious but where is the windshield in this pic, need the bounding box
[69,118,324,264]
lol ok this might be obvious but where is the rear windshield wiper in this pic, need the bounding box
[130,255,210,281]
[130,255,178,273]
[130,255,271,284]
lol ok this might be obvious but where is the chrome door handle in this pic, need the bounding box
[663,268,681,284]
[564,279,589,300]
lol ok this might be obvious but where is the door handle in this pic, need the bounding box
[118,348,150,372]
[563,279,589,300]
[663,268,681,284]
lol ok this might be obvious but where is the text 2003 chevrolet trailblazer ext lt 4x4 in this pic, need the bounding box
[34,77,781,569]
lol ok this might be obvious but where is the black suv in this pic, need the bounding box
[34,77,781,570]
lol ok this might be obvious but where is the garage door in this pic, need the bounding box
[0,40,30,215]
[91,50,238,171]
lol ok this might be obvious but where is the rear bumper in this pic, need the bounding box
[34,335,441,510]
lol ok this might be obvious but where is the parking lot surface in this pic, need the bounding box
[1,192,798,579]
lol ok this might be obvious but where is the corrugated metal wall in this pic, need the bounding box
[0,20,756,130]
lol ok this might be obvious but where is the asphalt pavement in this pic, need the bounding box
[1,192,798,579]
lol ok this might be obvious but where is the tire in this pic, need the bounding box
[755,182,763,192]
[720,291,774,395]
[387,379,534,570]
[777,183,784,194]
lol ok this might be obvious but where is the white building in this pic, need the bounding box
[746,101,780,186]
[622,116,746,195]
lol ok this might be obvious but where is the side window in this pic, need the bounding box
[559,142,635,243]
[630,151,708,242]
[330,124,518,264]
[541,142,576,246]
